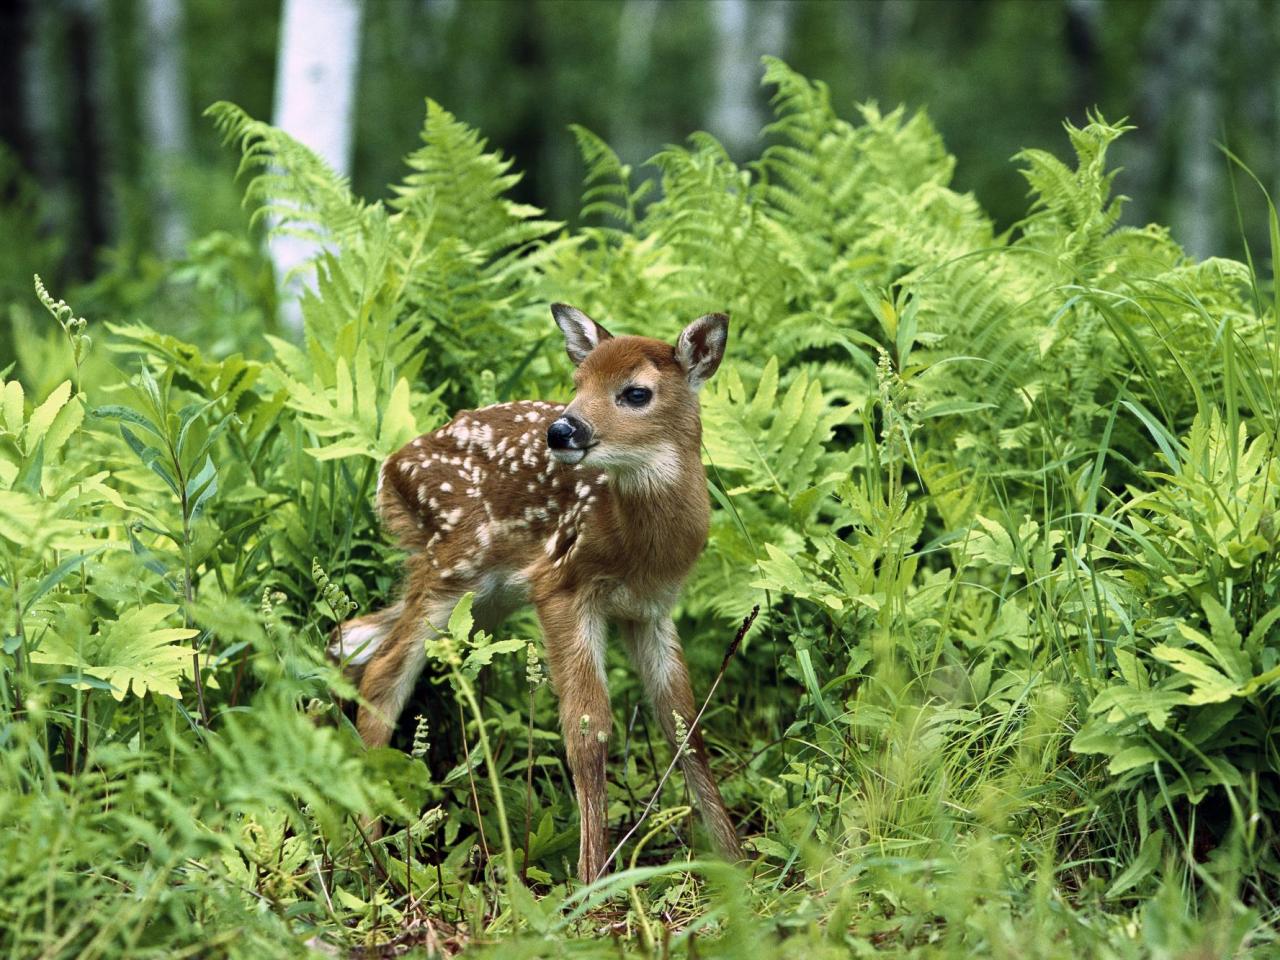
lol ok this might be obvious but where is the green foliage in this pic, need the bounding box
[29,602,198,701]
[3,60,1279,958]
[1073,411,1280,871]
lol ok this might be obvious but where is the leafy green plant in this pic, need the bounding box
[1072,410,1280,889]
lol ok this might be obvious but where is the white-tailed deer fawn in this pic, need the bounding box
[331,304,741,881]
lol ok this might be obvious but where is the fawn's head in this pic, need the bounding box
[546,304,729,477]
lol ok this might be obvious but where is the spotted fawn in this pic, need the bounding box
[331,304,741,881]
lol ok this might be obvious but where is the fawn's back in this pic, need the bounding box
[377,399,609,592]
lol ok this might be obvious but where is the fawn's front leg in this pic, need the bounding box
[623,616,742,862]
[536,592,611,883]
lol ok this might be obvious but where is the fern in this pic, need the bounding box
[29,603,197,701]
[392,99,561,255]
[1014,112,1134,271]
[690,357,848,621]
[206,101,372,251]
[571,124,652,231]
[267,340,425,462]
[6,60,1280,955]
[0,378,84,482]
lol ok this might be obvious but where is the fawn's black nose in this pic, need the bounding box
[547,415,589,450]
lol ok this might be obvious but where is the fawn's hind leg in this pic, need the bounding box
[354,591,460,748]
[329,601,405,688]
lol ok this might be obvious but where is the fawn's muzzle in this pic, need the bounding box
[548,415,593,463]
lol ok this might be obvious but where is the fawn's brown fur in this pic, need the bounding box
[331,304,741,881]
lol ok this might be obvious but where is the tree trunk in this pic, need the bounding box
[0,1,31,177]
[1172,0,1222,260]
[270,0,363,333]
[613,0,660,166]
[709,0,791,157]
[709,0,755,156]
[141,0,191,258]
[1128,0,1223,257]
[66,1,109,280]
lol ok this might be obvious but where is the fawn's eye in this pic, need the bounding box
[618,386,653,407]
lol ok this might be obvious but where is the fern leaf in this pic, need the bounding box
[205,101,370,249]
[30,603,198,701]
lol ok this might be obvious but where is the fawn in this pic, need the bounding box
[331,304,742,881]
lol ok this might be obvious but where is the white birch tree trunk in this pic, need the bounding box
[141,0,191,258]
[1172,0,1222,260]
[709,0,755,155]
[709,0,791,156]
[270,0,362,333]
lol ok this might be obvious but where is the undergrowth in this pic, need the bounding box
[1,59,1278,958]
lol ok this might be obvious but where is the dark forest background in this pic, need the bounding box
[3,0,1279,302]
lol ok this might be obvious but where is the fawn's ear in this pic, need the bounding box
[675,312,729,390]
[551,303,613,365]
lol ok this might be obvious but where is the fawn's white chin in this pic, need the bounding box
[551,447,587,465]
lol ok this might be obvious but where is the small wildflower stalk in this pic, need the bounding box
[403,716,434,905]
[453,670,518,900]
[410,714,430,760]
[260,587,287,629]
[234,588,287,707]
[33,276,92,754]
[455,699,493,889]
[672,710,694,761]
[313,558,358,629]
[522,641,545,885]
[312,557,358,681]
[671,710,697,849]
[34,274,91,395]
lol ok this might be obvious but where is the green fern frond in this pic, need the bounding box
[205,101,372,251]
[570,124,652,230]
[1014,113,1135,270]
[392,99,561,256]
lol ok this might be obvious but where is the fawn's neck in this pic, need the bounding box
[600,435,710,577]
